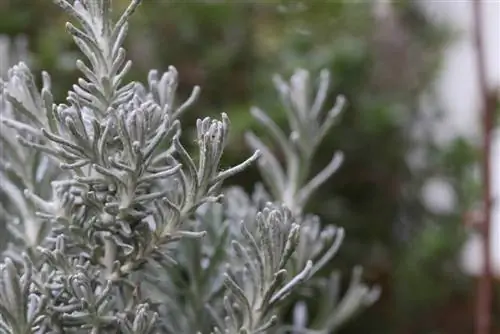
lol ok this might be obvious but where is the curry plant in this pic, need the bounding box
[0,1,379,333]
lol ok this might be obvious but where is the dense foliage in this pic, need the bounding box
[1,0,491,333]
[0,1,381,333]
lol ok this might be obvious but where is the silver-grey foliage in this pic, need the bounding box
[0,1,379,333]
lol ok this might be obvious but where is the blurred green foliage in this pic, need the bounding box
[0,0,491,333]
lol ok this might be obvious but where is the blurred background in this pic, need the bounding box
[0,0,499,333]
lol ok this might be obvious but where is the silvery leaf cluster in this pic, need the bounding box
[0,0,379,333]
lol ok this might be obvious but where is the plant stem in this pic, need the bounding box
[472,0,494,333]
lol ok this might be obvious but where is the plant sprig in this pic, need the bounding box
[0,1,378,333]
